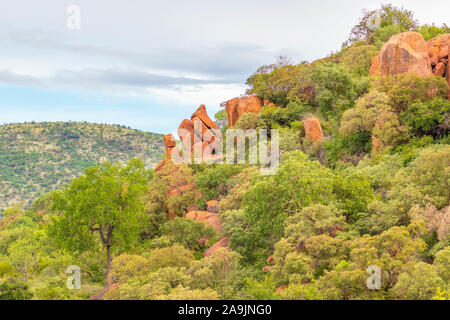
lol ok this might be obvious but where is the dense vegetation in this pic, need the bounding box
[0,5,449,300]
[0,122,164,211]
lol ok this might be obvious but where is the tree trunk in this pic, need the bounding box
[105,244,112,286]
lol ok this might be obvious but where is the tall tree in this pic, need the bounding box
[48,158,151,284]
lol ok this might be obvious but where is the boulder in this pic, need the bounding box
[206,200,219,213]
[426,34,450,67]
[435,62,447,77]
[302,118,324,143]
[163,134,176,148]
[176,105,221,159]
[178,119,195,146]
[155,134,177,171]
[191,104,218,130]
[186,211,221,233]
[225,96,263,127]
[202,236,230,257]
[372,32,432,77]
[369,55,381,76]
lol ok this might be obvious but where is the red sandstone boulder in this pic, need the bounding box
[177,119,195,146]
[225,96,263,127]
[302,118,324,143]
[426,34,450,67]
[186,211,222,233]
[369,55,381,76]
[371,32,432,77]
[191,104,218,130]
[163,134,176,148]
[206,200,219,213]
[155,134,177,171]
[177,105,221,159]
[202,236,230,257]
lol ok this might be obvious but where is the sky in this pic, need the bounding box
[0,0,448,134]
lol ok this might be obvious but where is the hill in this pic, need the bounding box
[0,122,164,210]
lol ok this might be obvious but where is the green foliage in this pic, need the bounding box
[246,63,311,106]
[0,122,164,210]
[161,217,215,251]
[238,151,335,265]
[400,98,450,136]
[48,159,150,271]
[214,108,229,131]
[416,24,450,40]
[310,62,357,118]
[259,99,313,129]
[345,4,418,46]
[0,278,33,300]
[195,164,244,201]
[146,245,195,271]
[393,262,445,300]
[242,276,281,300]
[373,74,449,112]
[340,45,379,76]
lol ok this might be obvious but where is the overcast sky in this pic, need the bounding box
[0,0,448,134]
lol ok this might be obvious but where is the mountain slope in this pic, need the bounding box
[0,122,164,210]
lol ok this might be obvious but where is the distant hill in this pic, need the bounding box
[0,122,165,210]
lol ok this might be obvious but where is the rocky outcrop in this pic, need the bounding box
[177,105,221,161]
[206,200,219,213]
[225,96,263,127]
[202,235,230,257]
[426,34,450,70]
[302,118,324,143]
[426,34,449,98]
[154,134,177,171]
[369,55,381,76]
[186,211,222,233]
[370,32,450,99]
[370,32,432,77]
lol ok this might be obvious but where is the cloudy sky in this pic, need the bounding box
[0,0,448,134]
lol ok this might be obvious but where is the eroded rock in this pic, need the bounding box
[225,96,263,127]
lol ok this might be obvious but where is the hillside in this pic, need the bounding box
[0,4,449,302]
[0,122,164,210]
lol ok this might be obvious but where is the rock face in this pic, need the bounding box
[369,55,381,76]
[302,118,324,143]
[426,34,450,69]
[177,105,221,161]
[370,32,450,99]
[202,236,230,257]
[186,211,222,233]
[155,134,177,171]
[371,32,432,77]
[225,96,263,127]
[206,200,219,213]
[426,34,449,98]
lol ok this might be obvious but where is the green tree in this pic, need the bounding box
[345,4,418,46]
[48,159,150,282]
[161,218,215,251]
